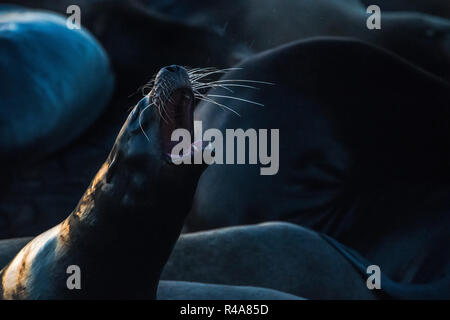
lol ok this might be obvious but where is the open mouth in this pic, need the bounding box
[159,87,198,161]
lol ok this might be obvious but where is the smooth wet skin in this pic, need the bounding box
[187,38,450,299]
[146,0,450,83]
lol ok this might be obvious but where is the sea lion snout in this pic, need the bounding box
[149,65,198,161]
[107,65,203,182]
[153,65,192,98]
[158,64,189,78]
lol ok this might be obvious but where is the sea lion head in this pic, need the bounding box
[102,65,206,214]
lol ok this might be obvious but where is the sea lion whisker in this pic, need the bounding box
[205,79,275,85]
[142,78,156,94]
[194,83,260,91]
[187,66,218,73]
[132,78,156,98]
[193,84,234,93]
[129,79,155,98]
[159,80,170,94]
[138,101,155,141]
[191,78,216,86]
[151,94,169,125]
[195,94,241,117]
[159,96,172,124]
[186,67,211,73]
[188,67,242,75]
[206,94,264,107]
[157,96,171,124]
[167,94,176,104]
[143,81,155,88]
[158,81,176,113]
[189,68,243,82]
[162,81,177,101]
[160,91,177,115]
[186,67,217,75]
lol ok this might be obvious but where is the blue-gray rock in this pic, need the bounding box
[0,6,114,164]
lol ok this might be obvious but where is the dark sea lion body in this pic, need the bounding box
[0,66,207,299]
[146,0,450,82]
[0,223,376,299]
[0,6,114,164]
[10,0,450,84]
[1,1,449,300]
[0,236,303,300]
[0,65,303,300]
[163,222,376,299]
[157,280,303,300]
[186,38,450,298]
[360,0,450,19]
[1,219,446,299]
[4,0,448,239]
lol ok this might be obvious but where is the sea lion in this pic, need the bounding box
[164,222,450,299]
[0,5,114,165]
[360,0,450,19]
[5,0,448,239]
[2,220,448,299]
[0,223,371,300]
[0,223,372,299]
[146,0,450,82]
[0,237,303,300]
[163,222,377,299]
[157,280,303,300]
[0,238,303,300]
[185,38,450,298]
[0,65,208,299]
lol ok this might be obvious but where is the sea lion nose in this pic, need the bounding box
[160,65,190,83]
[164,65,181,73]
